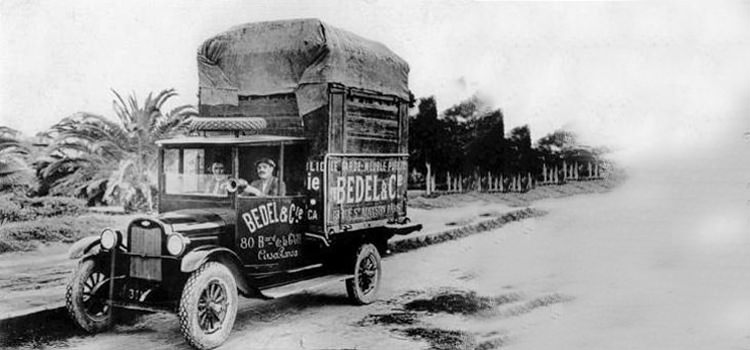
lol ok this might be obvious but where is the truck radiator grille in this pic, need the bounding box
[129,225,162,281]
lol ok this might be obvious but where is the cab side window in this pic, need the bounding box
[237,144,306,196]
[238,146,277,184]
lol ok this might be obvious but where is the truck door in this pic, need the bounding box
[234,143,310,270]
[235,195,307,269]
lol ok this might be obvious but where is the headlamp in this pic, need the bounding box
[167,233,189,256]
[100,229,119,249]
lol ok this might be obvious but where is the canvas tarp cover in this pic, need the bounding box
[197,19,410,116]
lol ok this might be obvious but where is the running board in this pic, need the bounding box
[259,274,352,299]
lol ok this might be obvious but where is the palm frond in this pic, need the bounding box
[153,105,197,139]
[43,88,197,209]
[110,89,135,128]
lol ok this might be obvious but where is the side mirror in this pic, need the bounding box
[226,178,248,193]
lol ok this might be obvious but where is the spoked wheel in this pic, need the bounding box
[66,259,111,332]
[346,243,382,305]
[179,262,238,350]
[197,281,228,334]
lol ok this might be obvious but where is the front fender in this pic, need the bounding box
[181,246,255,297]
[68,235,101,260]
[181,246,243,273]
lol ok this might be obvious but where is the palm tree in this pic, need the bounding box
[0,127,36,193]
[40,89,197,211]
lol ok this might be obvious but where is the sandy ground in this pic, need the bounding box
[4,158,748,349]
[0,215,137,316]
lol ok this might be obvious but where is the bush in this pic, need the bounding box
[0,195,86,224]
[0,239,35,254]
[0,199,23,224]
[20,196,87,218]
[0,217,77,242]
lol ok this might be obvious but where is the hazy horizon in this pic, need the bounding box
[2,0,749,168]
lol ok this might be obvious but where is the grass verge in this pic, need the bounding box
[0,214,134,253]
[409,176,624,209]
[389,208,547,254]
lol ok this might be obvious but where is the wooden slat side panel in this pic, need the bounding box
[240,96,302,135]
[345,116,399,140]
[199,94,302,136]
[346,99,399,114]
[343,94,400,153]
[345,138,399,154]
[199,104,237,117]
[399,102,409,154]
[345,104,399,121]
[329,92,345,153]
[302,106,329,159]
[262,116,304,137]
[238,94,298,116]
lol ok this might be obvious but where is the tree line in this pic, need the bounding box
[409,95,609,192]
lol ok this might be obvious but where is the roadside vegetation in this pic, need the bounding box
[0,193,134,253]
[0,89,194,253]
[0,89,618,254]
[37,89,196,212]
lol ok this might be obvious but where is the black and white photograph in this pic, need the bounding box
[1,1,749,349]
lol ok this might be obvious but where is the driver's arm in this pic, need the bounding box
[242,183,263,196]
[278,181,286,196]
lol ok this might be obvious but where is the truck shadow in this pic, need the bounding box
[1,292,352,348]
[234,292,352,325]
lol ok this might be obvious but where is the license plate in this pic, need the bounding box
[124,287,147,302]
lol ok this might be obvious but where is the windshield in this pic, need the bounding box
[162,143,306,197]
[164,147,232,196]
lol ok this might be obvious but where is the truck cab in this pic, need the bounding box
[156,135,322,274]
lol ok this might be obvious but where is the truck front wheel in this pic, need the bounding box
[178,261,239,350]
[345,243,382,305]
[65,259,111,333]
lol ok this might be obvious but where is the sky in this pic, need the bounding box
[1,0,749,166]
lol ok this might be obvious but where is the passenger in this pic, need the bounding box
[204,162,229,194]
[243,158,286,196]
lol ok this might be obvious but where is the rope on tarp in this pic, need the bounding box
[188,117,268,131]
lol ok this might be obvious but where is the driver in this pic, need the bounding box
[204,162,229,194]
[242,158,286,196]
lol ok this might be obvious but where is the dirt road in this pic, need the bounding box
[7,162,750,349]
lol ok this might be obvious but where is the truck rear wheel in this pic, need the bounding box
[345,243,382,305]
[178,261,239,350]
[65,259,111,333]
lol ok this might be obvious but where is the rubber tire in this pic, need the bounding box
[178,261,239,350]
[345,243,382,305]
[65,259,111,333]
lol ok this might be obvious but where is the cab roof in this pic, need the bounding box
[156,134,307,146]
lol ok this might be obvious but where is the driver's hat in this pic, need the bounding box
[255,158,276,168]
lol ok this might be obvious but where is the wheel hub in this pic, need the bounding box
[358,254,378,294]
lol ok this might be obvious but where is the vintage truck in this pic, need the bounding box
[65,19,421,349]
